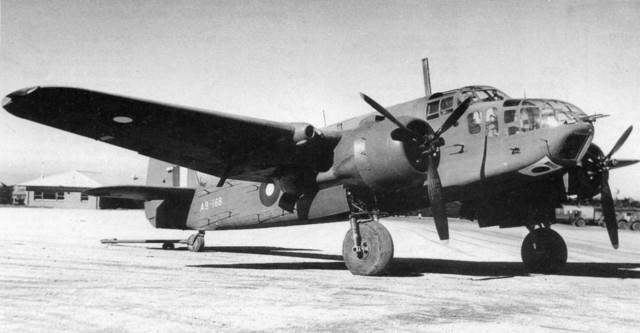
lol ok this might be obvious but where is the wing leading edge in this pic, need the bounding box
[3,87,339,183]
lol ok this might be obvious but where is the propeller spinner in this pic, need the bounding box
[360,93,472,241]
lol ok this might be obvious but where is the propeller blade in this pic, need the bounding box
[434,97,473,138]
[600,170,618,249]
[425,153,448,240]
[605,126,633,161]
[360,93,422,139]
[608,159,640,170]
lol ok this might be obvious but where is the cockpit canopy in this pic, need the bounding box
[427,85,510,120]
[501,99,586,134]
[464,98,588,138]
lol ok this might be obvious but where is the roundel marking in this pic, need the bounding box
[113,116,133,124]
[259,182,280,206]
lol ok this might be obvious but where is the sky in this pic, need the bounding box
[1,0,640,197]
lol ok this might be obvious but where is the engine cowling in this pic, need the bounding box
[568,143,604,199]
[333,116,433,190]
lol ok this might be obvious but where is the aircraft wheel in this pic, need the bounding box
[162,242,175,250]
[187,234,205,252]
[572,218,586,228]
[342,221,394,276]
[521,228,567,273]
[630,221,640,232]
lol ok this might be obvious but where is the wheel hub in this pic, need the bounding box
[352,241,370,259]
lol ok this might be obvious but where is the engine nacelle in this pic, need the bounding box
[291,122,318,145]
[332,116,431,190]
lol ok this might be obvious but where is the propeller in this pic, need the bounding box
[360,93,472,240]
[579,126,637,249]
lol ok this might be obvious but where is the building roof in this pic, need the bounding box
[17,170,142,188]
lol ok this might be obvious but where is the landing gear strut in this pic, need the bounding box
[187,231,205,252]
[342,189,394,276]
[521,225,567,273]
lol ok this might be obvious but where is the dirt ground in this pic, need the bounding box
[0,208,638,332]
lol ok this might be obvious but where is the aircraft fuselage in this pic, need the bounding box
[150,85,594,231]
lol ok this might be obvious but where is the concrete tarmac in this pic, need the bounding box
[1,208,639,332]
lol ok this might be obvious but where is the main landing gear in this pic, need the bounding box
[187,231,206,252]
[521,225,567,273]
[342,190,394,276]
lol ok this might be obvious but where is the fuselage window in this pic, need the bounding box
[520,107,541,132]
[440,96,454,115]
[427,101,440,120]
[485,108,499,136]
[467,111,482,134]
[504,109,516,123]
[504,109,519,135]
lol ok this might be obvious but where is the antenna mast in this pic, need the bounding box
[422,57,432,97]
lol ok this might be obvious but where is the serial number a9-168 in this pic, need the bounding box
[200,197,223,211]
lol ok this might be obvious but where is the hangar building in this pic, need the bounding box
[14,170,143,209]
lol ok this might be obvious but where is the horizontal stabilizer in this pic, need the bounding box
[85,185,195,201]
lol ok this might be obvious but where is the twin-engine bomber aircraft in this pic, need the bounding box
[3,59,637,275]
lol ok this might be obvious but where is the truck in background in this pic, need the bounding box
[556,204,640,231]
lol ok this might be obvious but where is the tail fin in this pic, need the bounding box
[146,158,199,188]
[143,159,199,229]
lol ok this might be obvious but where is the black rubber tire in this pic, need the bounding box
[162,242,175,250]
[630,221,640,232]
[187,234,196,251]
[618,220,628,230]
[187,234,205,252]
[572,218,586,228]
[521,228,567,274]
[342,221,394,276]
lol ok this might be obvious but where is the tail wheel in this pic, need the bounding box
[342,221,394,276]
[187,234,205,252]
[521,228,567,273]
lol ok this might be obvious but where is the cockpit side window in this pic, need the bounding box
[520,107,541,132]
[485,108,499,136]
[467,111,482,135]
[427,100,440,120]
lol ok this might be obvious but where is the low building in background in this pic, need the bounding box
[14,170,144,209]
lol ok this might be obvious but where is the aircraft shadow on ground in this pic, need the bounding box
[183,246,640,279]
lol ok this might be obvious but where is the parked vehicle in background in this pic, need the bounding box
[555,205,598,227]
[557,204,640,231]
[616,210,640,231]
